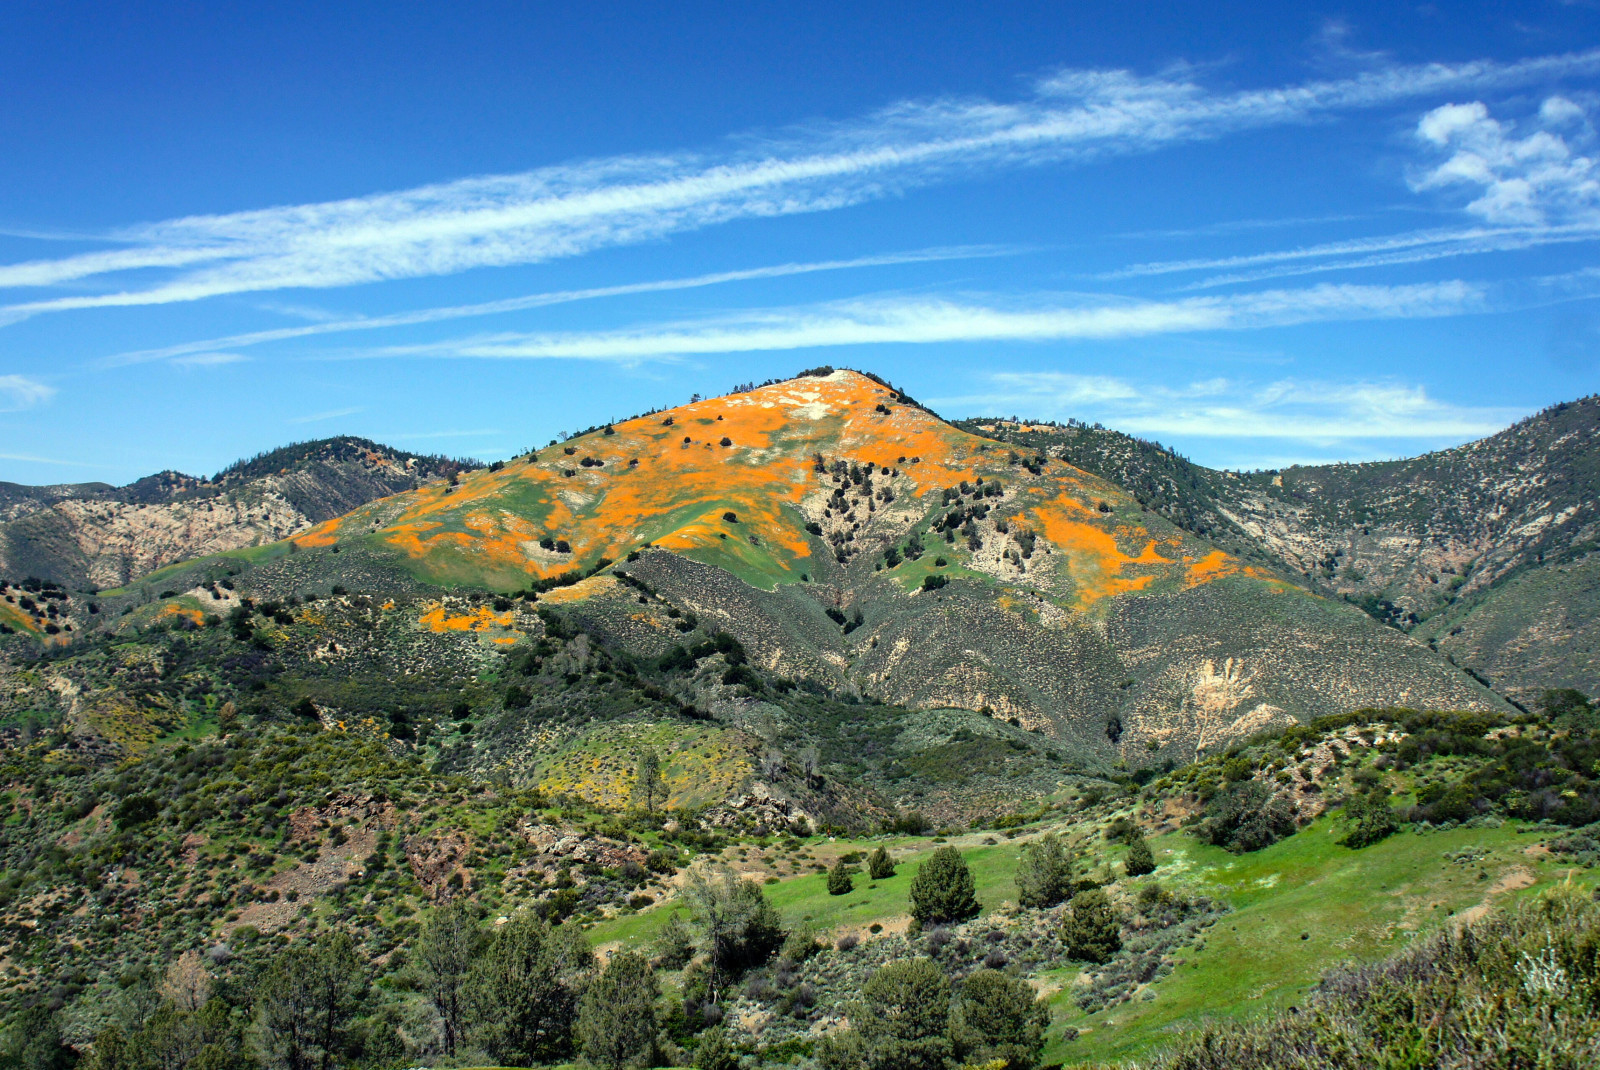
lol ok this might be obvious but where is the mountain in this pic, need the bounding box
[2,369,1499,797]
[956,396,1600,706]
[0,437,476,590]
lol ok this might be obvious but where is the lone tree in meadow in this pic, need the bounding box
[1014,833,1072,908]
[1124,834,1156,877]
[866,846,895,880]
[909,846,980,926]
[631,750,665,813]
[1061,888,1121,964]
[827,858,855,896]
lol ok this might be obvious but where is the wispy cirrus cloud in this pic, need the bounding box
[288,406,364,424]
[169,351,250,367]
[98,246,1013,367]
[5,49,1600,321]
[934,371,1519,447]
[0,375,56,411]
[355,280,1483,362]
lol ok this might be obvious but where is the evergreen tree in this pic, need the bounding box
[827,858,855,896]
[1061,889,1121,964]
[1014,834,1072,908]
[577,950,659,1070]
[417,898,482,1055]
[866,846,895,880]
[1124,834,1156,877]
[256,932,366,1070]
[950,968,1050,1070]
[464,915,591,1065]
[850,958,954,1070]
[909,846,980,926]
[631,749,665,813]
[693,1025,738,1070]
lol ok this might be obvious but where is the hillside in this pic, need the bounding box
[0,437,475,590]
[2,371,1502,776]
[957,398,1600,706]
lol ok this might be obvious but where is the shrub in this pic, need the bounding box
[1340,787,1399,848]
[1200,781,1297,853]
[866,846,895,880]
[909,846,980,925]
[922,574,948,592]
[1062,888,1121,964]
[722,511,738,523]
[504,685,531,710]
[694,1025,738,1070]
[1015,833,1072,908]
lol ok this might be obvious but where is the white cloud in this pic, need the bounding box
[1412,96,1599,225]
[358,281,1482,362]
[375,429,502,440]
[288,406,364,424]
[100,246,1010,367]
[0,374,56,411]
[935,371,1519,444]
[0,451,101,468]
[4,48,1599,319]
[169,352,250,367]
[1104,222,1600,288]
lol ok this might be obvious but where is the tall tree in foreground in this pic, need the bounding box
[577,950,659,1070]
[256,932,366,1070]
[821,958,953,1070]
[909,846,980,926]
[950,968,1050,1070]
[417,898,483,1056]
[464,914,592,1066]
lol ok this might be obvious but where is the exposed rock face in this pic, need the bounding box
[0,437,474,589]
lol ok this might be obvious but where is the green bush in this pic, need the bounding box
[1200,781,1297,853]
[577,949,658,1070]
[1340,787,1398,848]
[821,958,952,1070]
[866,846,895,880]
[909,846,980,925]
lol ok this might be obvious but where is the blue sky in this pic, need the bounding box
[3,1,1600,484]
